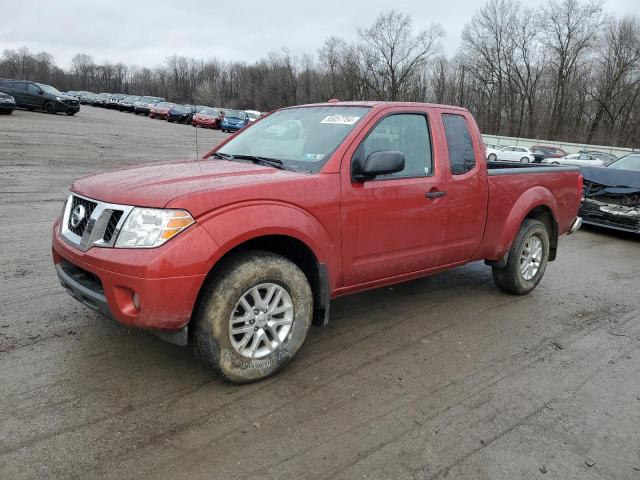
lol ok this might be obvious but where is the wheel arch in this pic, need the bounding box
[191,233,331,334]
[485,187,559,266]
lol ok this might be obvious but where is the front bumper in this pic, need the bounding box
[193,118,218,128]
[222,124,244,131]
[52,218,216,342]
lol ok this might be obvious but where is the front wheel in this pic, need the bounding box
[520,156,530,163]
[492,219,549,295]
[193,251,313,383]
[488,153,497,161]
[44,102,56,114]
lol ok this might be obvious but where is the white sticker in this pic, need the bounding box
[321,115,360,125]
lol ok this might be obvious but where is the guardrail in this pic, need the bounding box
[481,134,636,158]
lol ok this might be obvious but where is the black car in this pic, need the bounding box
[0,91,16,114]
[92,93,112,107]
[119,95,141,112]
[133,96,165,115]
[167,104,196,123]
[0,79,80,115]
[106,93,126,109]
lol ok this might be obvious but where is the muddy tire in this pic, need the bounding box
[492,219,549,295]
[193,251,313,383]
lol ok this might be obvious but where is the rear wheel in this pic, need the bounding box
[488,153,497,161]
[44,101,56,114]
[520,156,530,163]
[193,251,313,383]
[492,219,549,295]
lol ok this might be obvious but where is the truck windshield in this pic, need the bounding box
[216,106,370,172]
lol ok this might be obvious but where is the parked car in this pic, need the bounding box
[245,110,262,122]
[579,153,640,233]
[531,145,567,159]
[51,101,583,383]
[117,95,140,112]
[133,96,164,115]
[93,93,112,107]
[0,91,16,114]
[579,150,618,165]
[77,92,96,104]
[219,109,249,132]
[167,104,197,124]
[106,93,126,109]
[149,101,175,119]
[485,143,504,161]
[192,107,223,128]
[0,79,80,115]
[542,153,605,167]
[488,145,536,163]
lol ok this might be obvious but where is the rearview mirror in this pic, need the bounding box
[352,150,405,182]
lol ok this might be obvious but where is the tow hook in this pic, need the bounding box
[568,217,582,234]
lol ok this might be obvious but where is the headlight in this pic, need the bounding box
[115,208,194,248]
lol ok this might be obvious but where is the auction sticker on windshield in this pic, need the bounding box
[321,115,360,125]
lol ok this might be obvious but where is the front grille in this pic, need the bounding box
[68,196,97,236]
[103,210,123,242]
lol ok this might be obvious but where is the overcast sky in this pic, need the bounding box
[1,0,638,69]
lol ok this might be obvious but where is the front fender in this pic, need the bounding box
[197,201,339,288]
[484,186,558,261]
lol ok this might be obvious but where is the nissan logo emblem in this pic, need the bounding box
[70,204,86,228]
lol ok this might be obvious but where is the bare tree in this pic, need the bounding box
[358,10,443,100]
[540,0,603,137]
[586,16,640,143]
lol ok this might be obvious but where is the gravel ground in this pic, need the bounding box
[1,106,639,479]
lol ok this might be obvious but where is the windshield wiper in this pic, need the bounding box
[211,152,233,160]
[230,155,289,170]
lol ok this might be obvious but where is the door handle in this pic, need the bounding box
[425,190,446,199]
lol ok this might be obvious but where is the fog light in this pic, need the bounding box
[132,292,141,310]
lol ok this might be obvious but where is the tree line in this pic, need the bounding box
[1,0,639,148]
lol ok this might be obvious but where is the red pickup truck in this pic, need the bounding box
[52,101,583,382]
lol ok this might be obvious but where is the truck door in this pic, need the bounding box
[438,112,489,263]
[341,110,449,286]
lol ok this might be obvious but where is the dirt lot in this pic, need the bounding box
[1,106,639,479]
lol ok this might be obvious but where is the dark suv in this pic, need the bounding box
[0,79,80,115]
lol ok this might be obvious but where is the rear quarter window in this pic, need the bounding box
[442,114,476,175]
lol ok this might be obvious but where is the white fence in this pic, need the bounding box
[481,134,635,158]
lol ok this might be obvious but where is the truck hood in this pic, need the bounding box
[71,159,306,209]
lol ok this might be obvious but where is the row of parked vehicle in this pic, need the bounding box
[484,143,620,167]
[66,90,262,132]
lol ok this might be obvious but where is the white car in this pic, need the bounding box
[541,153,605,167]
[487,145,535,163]
[245,110,262,122]
[485,144,504,161]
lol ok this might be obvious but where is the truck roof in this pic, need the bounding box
[283,100,470,113]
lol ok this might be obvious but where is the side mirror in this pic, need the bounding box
[352,150,405,182]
